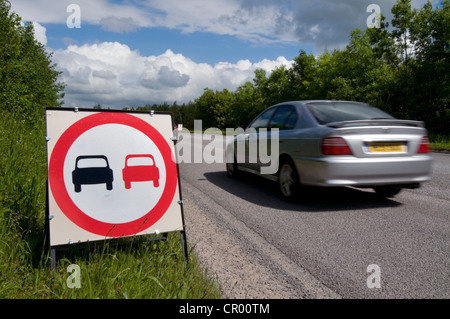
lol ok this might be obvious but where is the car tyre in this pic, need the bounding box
[374,186,402,198]
[74,183,81,193]
[226,156,239,178]
[278,160,300,201]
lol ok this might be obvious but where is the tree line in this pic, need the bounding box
[135,0,449,134]
[0,0,64,123]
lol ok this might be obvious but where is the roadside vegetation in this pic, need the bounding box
[429,133,450,151]
[0,113,222,299]
[0,0,221,299]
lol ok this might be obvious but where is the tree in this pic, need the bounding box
[381,0,449,130]
[390,0,417,117]
[194,88,234,128]
[0,0,64,121]
[287,49,317,100]
[231,81,259,128]
[408,0,449,132]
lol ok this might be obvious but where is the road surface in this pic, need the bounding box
[178,133,449,299]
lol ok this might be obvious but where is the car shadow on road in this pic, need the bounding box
[203,171,402,212]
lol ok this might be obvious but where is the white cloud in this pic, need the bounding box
[53,42,293,108]
[11,0,153,27]
[32,22,47,45]
[100,16,140,33]
[19,20,48,45]
[92,70,117,80]
[145,0,285,43]
[12,0,440,51]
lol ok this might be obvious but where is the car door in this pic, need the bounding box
[260,105,298,171]
[239,107,276,171]
[243,105,298,173]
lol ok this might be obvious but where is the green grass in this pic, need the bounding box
[0,111,222,299]
[429,133,450,151]
[0,229,220,298]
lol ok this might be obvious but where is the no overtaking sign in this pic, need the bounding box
[46,108,185,247]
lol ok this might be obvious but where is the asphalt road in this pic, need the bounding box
[178,133,449,299]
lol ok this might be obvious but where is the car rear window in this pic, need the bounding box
[305,102,394,125]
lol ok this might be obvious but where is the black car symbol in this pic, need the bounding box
[72,155,114,193]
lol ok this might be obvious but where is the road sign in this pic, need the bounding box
[46,108,185,247]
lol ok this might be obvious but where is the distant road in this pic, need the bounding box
[179,133,449,298]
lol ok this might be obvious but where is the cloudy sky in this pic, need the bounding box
[10,0,439,108]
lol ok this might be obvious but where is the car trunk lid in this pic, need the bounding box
[326,119,425,129]
[325,120,428,158]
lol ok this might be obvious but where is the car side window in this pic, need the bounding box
[249,108,276,129]
[269,106,298,130]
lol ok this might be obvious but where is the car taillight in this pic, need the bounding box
[417,136,430,154]
[321,137,353,155]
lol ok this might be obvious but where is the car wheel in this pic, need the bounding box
[226,156,239,178]
[106,182,113,191]
[278,160,300,201]
[74,184,81,193]
[374,186,402,198]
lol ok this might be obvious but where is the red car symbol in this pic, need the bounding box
[122,154,160,189]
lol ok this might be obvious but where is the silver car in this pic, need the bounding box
[226,100,432,200]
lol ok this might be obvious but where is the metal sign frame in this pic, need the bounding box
[45,107,188,269]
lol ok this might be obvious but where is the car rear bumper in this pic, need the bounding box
[297,154,433,187]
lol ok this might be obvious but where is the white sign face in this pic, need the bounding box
[46,109,183,246]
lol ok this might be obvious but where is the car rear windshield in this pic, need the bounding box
[305,102,394,125]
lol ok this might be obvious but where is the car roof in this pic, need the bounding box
[273,100,366,107]
[249,100,370,130]
[266,100,370,129]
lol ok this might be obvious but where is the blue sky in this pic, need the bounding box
[10,0,439,108]
[45,23,304,65]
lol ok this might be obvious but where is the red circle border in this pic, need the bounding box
[48,112,178,237]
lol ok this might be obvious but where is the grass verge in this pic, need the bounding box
[429,133,450,151]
